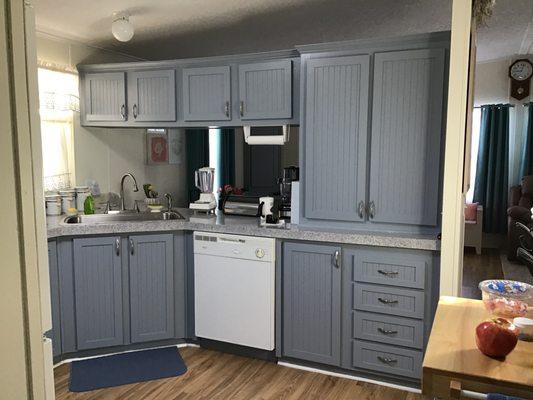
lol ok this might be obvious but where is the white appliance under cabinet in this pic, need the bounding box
[193,232,276,350]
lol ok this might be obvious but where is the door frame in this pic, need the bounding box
[0,0,54,398]
[440,0,475,296]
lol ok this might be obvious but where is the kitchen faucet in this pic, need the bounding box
[120,173,139,212]
[164,193,173,212]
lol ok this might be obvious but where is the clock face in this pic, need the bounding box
[510,60,533,81]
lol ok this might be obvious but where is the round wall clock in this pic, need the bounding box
[509,59,533,100]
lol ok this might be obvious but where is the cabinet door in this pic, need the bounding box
[47,241,61,357]
[304,55,370,222]
[182,66,231,121]
[73,237,123,350]
[283,242,341,366]
[238,60,292,119]
[129,69,176,122]
[129,234,174,343]
[83,72,126,122]
[369,48,445,226]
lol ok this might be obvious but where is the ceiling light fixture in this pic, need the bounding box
[112,12,134,42]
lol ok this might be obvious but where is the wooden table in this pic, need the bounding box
[422,296,533,399]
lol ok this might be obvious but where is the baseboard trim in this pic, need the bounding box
[53,343,200,368]
[277,361,421,394]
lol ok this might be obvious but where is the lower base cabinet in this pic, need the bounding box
[282,242,342,366]
[282,242,437,383]
[129,234,175,343]
[49,232,186,357]
[73,236,124,350]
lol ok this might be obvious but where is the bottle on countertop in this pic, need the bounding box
[84,193,95,215]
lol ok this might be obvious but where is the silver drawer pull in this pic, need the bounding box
[378,297,399,305]
[378,270,399,277]
[377,356,398,364]
[378,327,398,335]
[239,100,244,117]
[115,238,120,256]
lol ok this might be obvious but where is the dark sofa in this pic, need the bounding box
[508,175,533,260]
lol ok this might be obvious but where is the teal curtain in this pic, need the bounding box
[186,129,209,203]
[218,128,235,188]
[519,103,533,178]
[473,104,510,233]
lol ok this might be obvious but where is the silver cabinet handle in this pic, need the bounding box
[358,201,365,219]
[377,270,399,277]
[132,104,138,119]
[130,238,134,255]
[368,201,375,219]
[239,100,244,117]
[224,101,230,117]
[378,297,399,305]
[120,104,126,120]
[115,238,120,256]
[378,327,398,335]
[377,356,398,364]
[333,250,340,268]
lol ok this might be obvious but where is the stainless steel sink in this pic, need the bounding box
[63,211,184,224]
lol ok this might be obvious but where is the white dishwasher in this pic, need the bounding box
[194,231,276,350]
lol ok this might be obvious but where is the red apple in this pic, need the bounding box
[475,318,519,358]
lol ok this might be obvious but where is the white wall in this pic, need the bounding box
[36,33,189,207]
[474,58,511,106]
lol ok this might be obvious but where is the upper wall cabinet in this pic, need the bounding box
[84,72,126,122]
[304,55,370,222]
[128,69,176,122]
[238,60,292,120]
[182,66,231,121]
[300,33,449,233]
[368,49,445,226]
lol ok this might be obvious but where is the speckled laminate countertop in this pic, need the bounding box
[46,208,440,251]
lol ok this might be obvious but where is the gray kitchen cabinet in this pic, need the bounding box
[128,69,176,122]
[182,65,231,121]
[83,72,126,122]
[72,237,124,350]
[304,55,370,222]
[282,242,342,366]
[368,48,445,226]
[238,60,292,120]
[129,234,175,343]
[47,240,61,357]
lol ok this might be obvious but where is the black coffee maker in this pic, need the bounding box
[278,166,299,220]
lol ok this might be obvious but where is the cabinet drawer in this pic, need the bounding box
[352,341,422,379]
[353,312,424,349]
[352,249,427,289]
[353,283,424,319]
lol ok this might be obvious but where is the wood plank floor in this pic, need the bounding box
[54,347,424,400]
[462,248,504,299]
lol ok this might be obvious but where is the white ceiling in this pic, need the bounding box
[33,0,532,62]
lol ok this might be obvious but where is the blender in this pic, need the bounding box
[189,167,217,213]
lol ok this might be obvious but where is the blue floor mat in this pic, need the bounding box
[69,346,187,392]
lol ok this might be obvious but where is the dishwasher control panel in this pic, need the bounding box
[193,231,275,262]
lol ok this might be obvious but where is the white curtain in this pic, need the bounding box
[38,68,79,191]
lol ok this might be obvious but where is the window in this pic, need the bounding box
[466,108,482,203]
[37,68,79,191]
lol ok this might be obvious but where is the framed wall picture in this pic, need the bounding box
[146,129,168,165]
